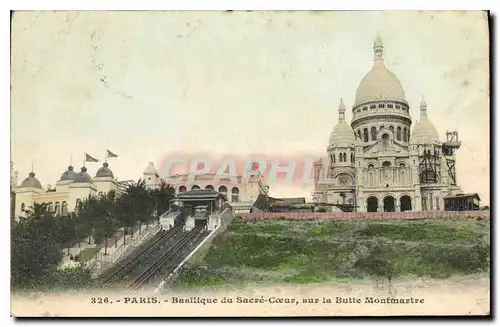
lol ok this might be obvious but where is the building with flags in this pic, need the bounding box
[13,152,120,219]
[12,150,268,219]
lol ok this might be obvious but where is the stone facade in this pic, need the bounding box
[313,36,464,212]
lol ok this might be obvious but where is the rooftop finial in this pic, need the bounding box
[373,33,384,61]
[338,98,346,121]
[420,95,427,118]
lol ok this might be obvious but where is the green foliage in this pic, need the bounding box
[11,216,62,289]
[11,180,175,291]
[49,266,96,291]
[178,218,490,288]
[175,265,228,288]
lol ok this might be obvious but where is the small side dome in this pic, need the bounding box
[60,165,78,181]
[329,122,356,148]
[329,98,355,148]
[74,167,93,183]
[20,172,42,189]
[143,162,158,175]
[410,96,440,145]
[95,162,114,178]
[410,118,439,145]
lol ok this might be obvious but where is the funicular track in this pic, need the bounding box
[129,226,208,290]
[100,226,183,285]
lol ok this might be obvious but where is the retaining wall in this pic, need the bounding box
[237,210,490,221]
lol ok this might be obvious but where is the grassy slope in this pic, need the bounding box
[174,217,490,289]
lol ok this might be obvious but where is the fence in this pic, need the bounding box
[237,210,490,221]
[85,222,161,274]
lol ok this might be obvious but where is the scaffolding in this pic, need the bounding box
[442,131,461,185]
[419,145,440,184]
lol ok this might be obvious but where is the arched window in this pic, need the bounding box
[396,127,402,141]
[422,197,428,211]
[343,153,347,162]
[55,202,60,215]
[61,201,67,214]
[371,127,377,141]
[370,104,376,109]
[382,133,390,150]
[378,103,384,108]
[219,185,228,196]
[178,185,187,193]
[429,193,433,210]
[368,164,375,186]
[351,153,355,163]
[21,203,25,212]
[399,163,406,185]
[47,202,53,212]
[388,103,394,108]
[205,185,214,191]
[363,128,369,142]
[358,130,362,140]
[192,185,200,190]
[331,154,335,164]
[435,197,440,210]
[231,187,239,202]
[389,126,394,136]
[403,127,408,142]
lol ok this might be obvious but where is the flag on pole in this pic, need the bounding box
[85,153,99,163]
[106,150,118,159]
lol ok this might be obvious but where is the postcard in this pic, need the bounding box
[10,10,490,317]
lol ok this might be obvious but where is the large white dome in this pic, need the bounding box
[354,61,406,106]
[354,37,406,107]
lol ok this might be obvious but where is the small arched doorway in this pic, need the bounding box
[366,196,378,212]
[383,196,395,212]
[231,187,239,202]
[400,195,412,212]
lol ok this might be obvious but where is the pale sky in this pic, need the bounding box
[11,11,490,204]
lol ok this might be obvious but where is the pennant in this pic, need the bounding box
[85,153,99,163]
[106,150,118,158]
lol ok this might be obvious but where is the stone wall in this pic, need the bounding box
[237,210,490,221]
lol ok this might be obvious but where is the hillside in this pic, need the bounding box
[173,216,490,289]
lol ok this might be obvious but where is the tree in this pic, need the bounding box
[11,216,62,289]
[150,181,175,221]
[58,214,76,255]
[24,203,48,221]
[115,179,152,238]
